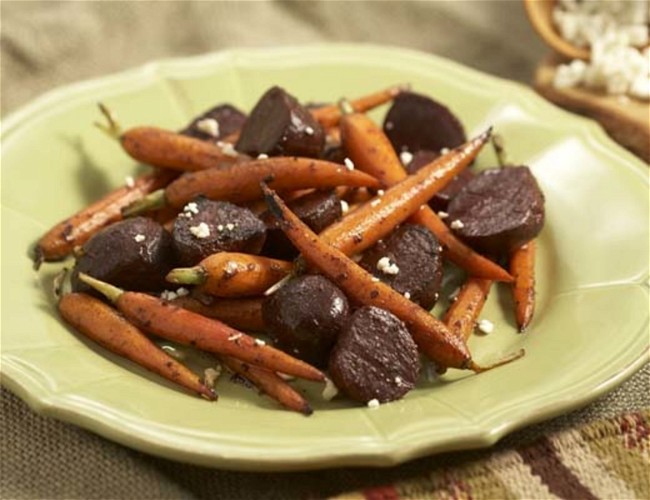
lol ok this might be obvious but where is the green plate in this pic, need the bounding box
[2,45,648,471]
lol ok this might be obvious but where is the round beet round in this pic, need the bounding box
[329,306,420,404]
[262,275,349,368]
[446,166,545,256]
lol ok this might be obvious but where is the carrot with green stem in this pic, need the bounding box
[58,292,217,400]
[171,296,265,332]
[510,240,537,332]
[77,273,325,382]
[34,168,177,267]
[96,103,249,172]
[443,278,493,342]
[220,357,313,415]
[166,253,292,298]
[310,84,407,128]
[262,184,524,372]
[122,157,381,216]
[338,100,512,282]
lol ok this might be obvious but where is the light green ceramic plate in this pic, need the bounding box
[2,45,648,471]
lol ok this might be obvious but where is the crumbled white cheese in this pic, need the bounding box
[216,224,224,231]
[377,256,400,275]
[254,338,266,346]
[134,234,146,243]
[403,291,411,300]
[340,200,350,214]
[196,118,220,138]
[322,378,339,401]
[371,276,380,283]
[305,126,315,136]
[450,219,465,229]
[225,223,235,231]
[160,290,178,301]
[399,151,413,166]
[552,1,650,101]
[440,147,450,155]
[228,333,242,342]
[189,222,211,239]
[377,189,385,197]
[183,202,199,216]
[125,175,135,188]
[203,365,223,388]
[477,318,495,334]
[257,153,269,160]
[344,157,355,171]
[370,199,381,208]
[437,211,449,219]
[217,141,239,157]
[367,398,380,409]
[176,287,189,297]
[395,376,403,386]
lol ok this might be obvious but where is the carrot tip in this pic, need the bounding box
[31,244,44,271]
[200,386,219,401]
[301,403,314,416]
[261,183,283,220]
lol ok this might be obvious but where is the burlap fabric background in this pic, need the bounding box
[2,1,648,498]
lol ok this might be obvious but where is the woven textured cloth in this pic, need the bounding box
[338,409,650,500]
[1,2,648,499]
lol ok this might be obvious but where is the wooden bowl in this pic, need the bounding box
[523,0,590,60]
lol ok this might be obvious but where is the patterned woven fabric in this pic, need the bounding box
[338,410,650,500]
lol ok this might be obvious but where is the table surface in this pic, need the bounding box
[1,2,648,498]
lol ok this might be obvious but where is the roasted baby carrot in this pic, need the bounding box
[262,184,523,371]
[339,105,512,282]
[58,292,216,400]
[310,85,406,128]
[34,168,177,266]
[166,253,292,298]
[123,157,381,216]
[171,296,265,332]
[220,356,313,415]
[319,129,493,258]
[510,239,537,332]
[78,273,325,382]
[443,278,493,342]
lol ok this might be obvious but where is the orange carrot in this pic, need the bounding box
[310,85,406,128]
[78,273,324,382]
[263,184,494,371]
[171,296,265,332]
[510,240,537,332]
[123,157,381,216]
[320,129,493,257]
[220,357,312,415]
[58,293,216,400]
[166,253,292,298]
[339,108,512,282]
[34,168,177,265]
[443,278,493,342]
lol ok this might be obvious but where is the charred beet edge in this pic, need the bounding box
[446,166,545,256]
[383,91,466,154]
[71,217,175,295]
[359,224,443,310]
[329,306,420,404]
[172,197,266,266]
[405,150,476,212]
[262,275,349,368]
[261,190,343,260]
[236,86,325,158]
[180,104,247,141]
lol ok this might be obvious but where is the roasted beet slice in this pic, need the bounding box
[446,166,545,256]
[235,86,325,158]
[359,224,443,309]
[261,190,342,260]
[172,197,266,266]
[180,104,247,141]
[405,150,475,213]
[71,217,175,294]
[262,275,349,368]
[383,91,466,154]
[329,306,419,404]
